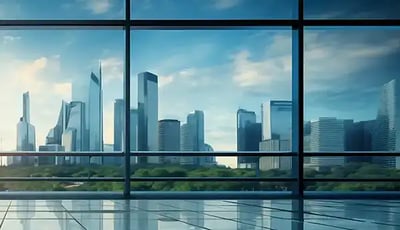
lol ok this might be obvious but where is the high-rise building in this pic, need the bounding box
[107,99,124,166]
[38,144,64,166]
[137,72,158,164]
[130,109,138,164]
[114,99,124,151]
[180,110,205,165]
[259,139,291,170]
[345,120,375,163]
[262,100,292,141]
[259,100,292,170]
[87,66,104,164]
[375,79,400,168]
[310,117,345,169]
[236,109,261,169]
[61,101,88,165]
[15,92,36,166]
[46,101,69,145]
[158,119,180,164]
[203,143,217,166]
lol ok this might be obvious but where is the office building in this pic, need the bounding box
[130,109,138,164]
[37,144,64,166]
[345,120,375,163]
[236,109,261,169]
[46,101,69,145]
[259,100,292,170]
[61,101,88,165]
[15,92,36,166]
[137,72,158,164]
[259,139,291,170]
[114,99,124,151]
[87,66,104,164]
[375,79,400,168]
[310,117,345,169]
[106,99,124,166]
[180,110,205,165]
[158,119,180,164]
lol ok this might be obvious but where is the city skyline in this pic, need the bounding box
[1,2,400,169]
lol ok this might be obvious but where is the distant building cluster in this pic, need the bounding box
[12,70,216,167]
[12,66,400,171]
[238,79,400,171]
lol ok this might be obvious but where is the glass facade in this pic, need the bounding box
[0,0,399,198]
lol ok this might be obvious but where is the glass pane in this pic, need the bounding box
[305,182,400,191]
[305,0,400,19]
[0,29,124,189]
[131,181,292,191]
[305,157,400,179]
[131,0,297,19]
[130,29,292,173]
[0,0,124,19]
[0,181,123,191]
[304,27,400,170]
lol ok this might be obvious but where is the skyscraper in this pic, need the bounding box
[46,101,69,145]
[180,110,205,165]
[87,66,104,164]
[310,117,345,169]
[130,109,138,164]
[375,79,400,168]
[262,100,292,141]
[137,72,158,164]
[158,119,180,164]
[61,101,87,165]
[236,109,261,169]
[259,100,292,170]
[15,92,36,166]
[105,99,124,166]
[114,99,124,151]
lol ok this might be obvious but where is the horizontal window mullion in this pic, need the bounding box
[304,152,400,157]
[130,177,296,182]
[130,19,297,28]
[129,151,295,157]
[305,178,400,182]
[304,19,400,27]
[0,20,126,28]
[0,152,124,157]
[0,177,124,182]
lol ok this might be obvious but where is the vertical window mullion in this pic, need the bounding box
[124,0,131,198]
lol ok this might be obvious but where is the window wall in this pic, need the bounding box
[0,0,399,197]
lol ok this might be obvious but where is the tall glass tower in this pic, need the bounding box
[158,119,180,164]
[375,79,400,168]
[236,109,260,168]
[130,109,138,164]
[62,101,87,165]
[137,72,158,164]
[87,65,104,164]
[15,92,36,166]
[180,110,205,165]
[113,99,124,151]
[259,100,292,171]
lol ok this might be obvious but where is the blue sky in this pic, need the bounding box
[0,0,400,167]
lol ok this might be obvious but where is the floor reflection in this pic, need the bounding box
[0,199,399,229]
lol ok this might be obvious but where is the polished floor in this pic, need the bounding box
[0,199,398,229]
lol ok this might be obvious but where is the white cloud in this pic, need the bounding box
[53,83,72,101]
[101,57,123,83]
[159,75,174,88]
[80,0,113,14]
[305,31,400,92]
[2,35,21,44]
[231,45,292,98]
[213,0,241,9]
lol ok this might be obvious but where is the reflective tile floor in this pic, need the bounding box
[0,199,399,229]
